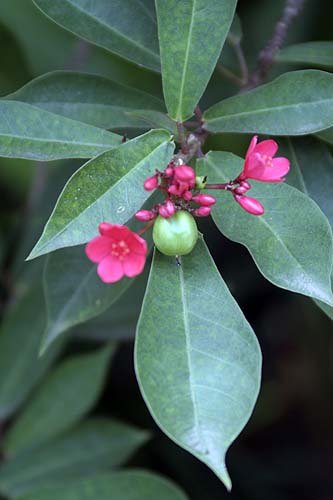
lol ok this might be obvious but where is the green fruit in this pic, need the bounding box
[153,211,198,256]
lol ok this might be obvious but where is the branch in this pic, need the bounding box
[246,0,306,89]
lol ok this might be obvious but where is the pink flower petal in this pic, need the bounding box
[253,139,278,157]
[99,223,131,241]
[123,253,146,278]
[97,255,124,283]
[126,232,148,255]
[85,236,112,263]
[245,136,258,159]
[257,157,290,182]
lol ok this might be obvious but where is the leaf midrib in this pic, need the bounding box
[175,0,196,120]
[65,0,159,62]
[205,98,333,123]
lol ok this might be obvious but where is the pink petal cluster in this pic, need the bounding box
[86,223,147,283]
[136,162,216,221]
[239,135,290,183]
[233,136,290,216]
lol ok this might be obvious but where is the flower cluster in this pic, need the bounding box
[85,135,290,283]
[135,162,216,222]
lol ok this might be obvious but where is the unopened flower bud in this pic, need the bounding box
[234,186,248,195]
[135,210,155,221]
[192,193,216,206]
[165,166,174,176]
[195,176,207,189]
[159,200,175,218]
[183,190,193,201]
[234,194,264,215]
[174,165,196,185]
[240,180,251,190]
[193,206,211,217]
[144,175,158,191]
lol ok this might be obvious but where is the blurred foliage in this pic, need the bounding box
[0,0,332,499]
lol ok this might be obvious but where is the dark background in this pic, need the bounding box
[0,1,332,498]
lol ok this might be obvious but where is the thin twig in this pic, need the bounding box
[233,41,249,86]
[246,0,306,89]
[216,63,244,87]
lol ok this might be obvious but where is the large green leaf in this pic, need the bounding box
[14,471,188,500]
[28,129,174,259]
[0,101,122,160]
[198,152,333,305]
[156,0,237,121]
[0,419,149,498]
[32,0,160,72]
[42,246,133,351]
[203,70,333,135]
[4,345,115,456]
[135,238,262,490]
[282,136,333,318]
[6,72,165,130]
[0,285,63,420]
[277,42,333,69]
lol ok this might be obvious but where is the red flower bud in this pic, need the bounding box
[159,200,175,218]
[234,194,264,215]
[234,186,248,195]
[165,166,174,176]
[144,175,158,191]
[192,193,216,206]
[135,210,155,221]
[173,165,196,183]
[240,180,251,190]
[193,206,211,217]
[183,190,193,201]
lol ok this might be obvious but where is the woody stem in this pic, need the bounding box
[137,219,155,236]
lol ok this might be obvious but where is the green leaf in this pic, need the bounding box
[14,470,188,500]
[198,152,333,305]
[135,237,262,490]
[277,42,333,69]
[42,246,133,352]
[156,0,237,121]
[28,129,174,259]
[0,285,63,420]
[282,136,333,318]
[0,101,122,161]
[4,345,115,457]
[32,0,160,72]
[315,127,333,145]
[203,70,333,135]
[6,71,165,130]
[74,268,149,342]
[0,419,149,498]
[127,110,178,136]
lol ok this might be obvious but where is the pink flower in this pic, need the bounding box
[144,175,158,191]
[191,193,216,206]
[86,223,147,283]
[234,194,264,215]
[239,136,290,182]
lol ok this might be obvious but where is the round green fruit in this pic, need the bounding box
[153,211,198,256]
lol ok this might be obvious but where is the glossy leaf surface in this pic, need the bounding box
[204,70,333,135]
[6,71,165,130]
[28,129,174,259]
[156,0,237,120]
[135,237,262,489]
[0,101,121,160]
[32,0,160,71]
[198,152,333,305]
